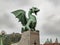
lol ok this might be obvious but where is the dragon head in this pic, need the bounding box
[30,7,40,15]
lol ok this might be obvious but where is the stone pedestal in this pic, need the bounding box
[17,30,40,45]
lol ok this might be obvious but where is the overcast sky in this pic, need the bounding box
[0,0,60,44]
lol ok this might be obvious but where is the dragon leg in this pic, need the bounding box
[21,26,30,33]
[21,27,25,33]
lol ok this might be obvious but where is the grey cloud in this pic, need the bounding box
[0,12,21,33]
[47,0,60,6]
[1,0,31,6]
[42,15,60,36]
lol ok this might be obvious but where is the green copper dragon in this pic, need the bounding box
[12,7,40,32]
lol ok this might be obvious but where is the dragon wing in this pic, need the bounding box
[12,10,27,26]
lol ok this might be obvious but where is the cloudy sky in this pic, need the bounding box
[0,0,60,44]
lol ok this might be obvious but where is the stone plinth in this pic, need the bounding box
[11,30,40,45]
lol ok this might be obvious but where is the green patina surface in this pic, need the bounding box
[12,7,40,33]
[0,35,3,45]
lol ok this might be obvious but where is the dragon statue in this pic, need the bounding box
[0,7,40,45]
[12,7,40,33]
